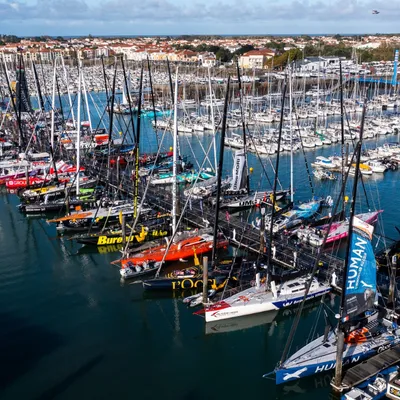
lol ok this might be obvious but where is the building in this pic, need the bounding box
[239,49,275,69]
[294,56,351,73]
[198,52,216,67]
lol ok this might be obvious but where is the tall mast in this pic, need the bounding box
[106,63,117,190]
[146,57,159,147]
[339,61,346,213]
[172,67,179,234]
[81,69,92,131]
[134,64,143,219]
[208,67,218,173]
[266,81,287,284]
[333,101,367,390]
[50,56,57,150]
[61,56,75,128]
[289,61,294,202]
[211,76,230,267]
[236,62,250,192]
[75,68,82,195]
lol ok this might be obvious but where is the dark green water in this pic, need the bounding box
[1,113,399,399]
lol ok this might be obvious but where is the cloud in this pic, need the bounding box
[0,0,399,34]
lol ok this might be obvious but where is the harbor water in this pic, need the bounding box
[1,96,400,399]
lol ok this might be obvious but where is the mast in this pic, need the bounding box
[101,55,109,103]
[50,56,57,150]
[289,61,294,202]
[134,64,144,219]
[146,57,159,147]
[208,67,218,174]
[31,60,44,111]
[107,64,117,184]
[2,56,22,150]
[75,68,82,195]
[166,58,174,105]
[266,81,287,284]
[211,76,230,267]
[81,69,92,131]
[333,101,367,390]
[61,56,76,128]
[236,62,250,193]
[172,67,179,234]
[339,61,346,213]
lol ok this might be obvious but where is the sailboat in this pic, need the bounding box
[198,274,330,322]
[296,210,383,247]
[274,102,400,387]
[274,217,400,385]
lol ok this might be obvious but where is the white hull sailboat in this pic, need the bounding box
[200,276,330,322]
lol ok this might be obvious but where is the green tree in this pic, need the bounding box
[266,49,303,69]
[216,48,233,62]
[234,44,255,55]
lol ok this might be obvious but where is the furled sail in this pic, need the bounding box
[228,150,247,192]
[343,216,377,322]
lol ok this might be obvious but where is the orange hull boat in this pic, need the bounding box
[120,234,228,268]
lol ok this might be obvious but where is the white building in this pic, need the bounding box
[239,49,275,69]
[294,56,352,73]
[198,52,216,67]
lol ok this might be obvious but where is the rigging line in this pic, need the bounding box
[244,125,272,187]
[147,57,159,149]
[293,101,314,196]
[153,139,217,278]
[278,139,360,366]
[121,126,170,257]
[343,104,371,210]
[190,130,215,172]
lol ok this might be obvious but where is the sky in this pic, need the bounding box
[0,0,399,37]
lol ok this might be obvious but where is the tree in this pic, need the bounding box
[234,44,254,55]
[266,49,303,69]
[216,48,233,62]
[265,41,285,53]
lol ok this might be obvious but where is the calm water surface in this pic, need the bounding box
[0,103,399,399]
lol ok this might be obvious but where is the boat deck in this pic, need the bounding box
[89,164,345,282]
[338,343,400,391]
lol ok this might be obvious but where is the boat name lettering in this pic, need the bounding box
[314,356,360,373]
[377,343,391,353]
[98,245,123,254]
[347,236,367,290]
[97,230,168,245]
[171,278,216,290]
[232,156,241,191]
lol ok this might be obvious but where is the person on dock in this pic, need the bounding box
[272,244,276,259]
[293,250,297,267]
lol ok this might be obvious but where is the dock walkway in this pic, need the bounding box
[89,164,345,281]
[340,344,400,390]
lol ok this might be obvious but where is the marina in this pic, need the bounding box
[2,51,400,400]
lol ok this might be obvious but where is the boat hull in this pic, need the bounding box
[204,284,330,322]
[274,331,400,385]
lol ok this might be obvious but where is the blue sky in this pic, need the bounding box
[0,0,398,36]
